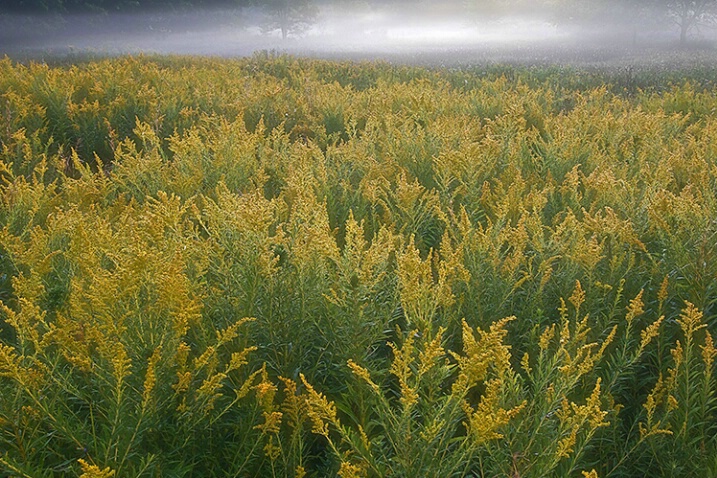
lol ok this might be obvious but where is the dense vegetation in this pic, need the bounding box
[0,54,716,477]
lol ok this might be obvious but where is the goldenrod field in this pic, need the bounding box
[0,54,715,477]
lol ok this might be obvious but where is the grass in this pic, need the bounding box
[0,53,715,477]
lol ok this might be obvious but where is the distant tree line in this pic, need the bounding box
[0,0,250,14]
[1,0,714,45]
[545,0,717,45]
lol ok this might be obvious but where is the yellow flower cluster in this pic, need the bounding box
[0,55,716,477]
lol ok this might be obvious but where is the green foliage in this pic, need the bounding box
[0,55,716,477]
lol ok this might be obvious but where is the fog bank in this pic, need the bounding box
[1,3,716,65]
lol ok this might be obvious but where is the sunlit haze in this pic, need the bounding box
[1,1,716,64]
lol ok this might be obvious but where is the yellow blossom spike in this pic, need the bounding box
[263,435,281,461]
[254,411,283,435]
[539,323,556,351]
[676,301,706,338]
[657,275,669,307]
[348,360,381,394]
[279,376,305,430]
[418,326,446,376]
[78,459,116,478]
[702,331,716,372]
[338,461,366,478]
[142,346,162,410]
[462,378,525,445]
[639,316,664,354]
[568,280,586,316]
[625,290,645,325]
[300,373,338,437]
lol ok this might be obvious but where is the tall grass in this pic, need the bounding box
[0,54,715,477]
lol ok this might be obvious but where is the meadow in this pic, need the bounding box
[0,53,715,477]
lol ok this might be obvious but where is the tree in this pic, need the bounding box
[260,0,318,39]
[0,0,65,13]
[0,0,248,14]
[666,0,717,44]
[601,0,665,46]
[542,0,667,46]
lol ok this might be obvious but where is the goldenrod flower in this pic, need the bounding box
[338,461,366,478]
[78,459,116,478]
[300,374,337,437]
[625,290,644,324]
[677,302,706,338]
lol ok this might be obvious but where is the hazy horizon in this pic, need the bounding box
[1,2,716,64]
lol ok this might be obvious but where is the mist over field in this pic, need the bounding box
[2,0,717,65]
[3,1,717,477]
